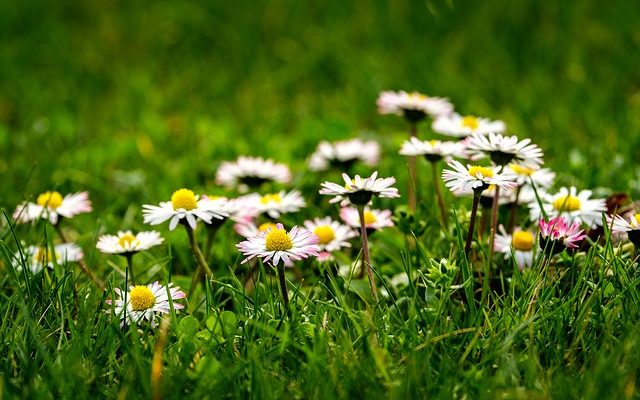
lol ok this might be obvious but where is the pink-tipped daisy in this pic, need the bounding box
[538,216,586,256]
[494,225,536,269]
[303,217,357,252]
[340,206,394,232]
[308,138,380,171]
[215,156,291,191]
[441,160,518,194]
[432,113,506,138]
[142,188,229,230]
[236,223,320,267]
[465,132,544,168]
[16,243,84,274]
[96,230,164,255]
[377,90,454,122]
[399,137,463,163]
[528,186,607,228]
[13,191,92,225]
[107,281,186,327]
[319,171,399,205]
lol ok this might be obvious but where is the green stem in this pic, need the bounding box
[357,205,378,301]
[431,161,448,228]
[465,193,482,257]
[184,225,213,294]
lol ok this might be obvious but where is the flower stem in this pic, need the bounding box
[407,122,418,212]
[126,253,135,285]
[465,192,482,257]
[184,225,213,294]
[431,161,448,228]
[488,185,500,272]
[123,254,129,331]
[507,185,522,232]
[357,205,379,301]
[190,223,223,294]
[54,223,104,290]
[276,264,290,311]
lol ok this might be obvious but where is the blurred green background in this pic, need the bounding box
[2,0,640,210]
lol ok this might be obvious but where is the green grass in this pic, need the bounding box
[1,0,640,398]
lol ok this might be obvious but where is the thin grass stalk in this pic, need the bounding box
[54,223,104,290]
[407,122,418,212]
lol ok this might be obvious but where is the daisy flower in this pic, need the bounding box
[303,217,357,252]
[16,243,83,274]
[13,191,92,225]
[507,164,556,204]
[142,188,228,230]
[608,213,640,247]
[432,113,506,138]
[529,186,607,228]
[97,230,164,255]
[234,220,279,238]
[494,225,535,269]
[340,206,394,232]
[399,137,463,162]
[248,190,306,219]
[539,216,586,256]
[216,156,291,191]
[107,281,186,327]
[308,138,380,171]
[442,160,518,194]
[319,171,399,205]
[236,223,320,267]
[465,132,544,168]
[377,90,453,122]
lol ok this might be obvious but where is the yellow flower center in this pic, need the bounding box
[510,164,534,176]
[118,233,139,248]
[468,166,494,179]
[258,222,277,232]
[409,92,428,100]
[265,228,293,251]
[129,285,156,311]
[511,231,534,251]
[34,247,59,264]
[37,191,63,209]
[313,225,335,245]
[171,189,198,211]
[634,214,640,225]
[260,193,282,204]
[553,195,581,212]
[364,211,377,225]
[461,116,479,130]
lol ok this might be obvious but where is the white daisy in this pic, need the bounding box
[432,113,506,138]
[236,223,320,267]
[245,190,306,219]
[13,191,92,225]
[234,220,279,239]
[529,186,607,227]
[308,138,380,171]
[507,164,556,204]
[340,206,394,231]
[16,243,84,274]
[377,90,454,122]
[96,230,164,255]
[303,217,357,252]
[215,156,291,191]
[494,225,535,269]
[107,281,186,327]
[142,188,229,230]
[399,137,463,162]
[319,171,400,205]
[608,213,640,247]
[441,160,518,194]
[465,132,544,167]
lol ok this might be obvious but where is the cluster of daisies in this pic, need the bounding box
[8,89,638,326]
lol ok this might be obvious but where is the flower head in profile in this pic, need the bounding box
[308,138,380,171]
[442,160,517,195]
[538,216,586,256]
[608,213,640,247]
[303,217,357,252]
[340,206,394,232]
[319,171,399,205]
[528,186,607,228]
[13,191,92,225]
[236,223,320,267]
[107,281,186,327]
[432,113,506,138]
[377,90,453,123]
[466,133,544,167]
[244,190,306,219]
[16,243,83,274]
[216,156,291,191]
[399,137,463,163]
[97,230,164,255]
[494,225,536,269]
[143,188,229,230]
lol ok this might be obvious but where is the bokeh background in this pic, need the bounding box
[2,0,640,210]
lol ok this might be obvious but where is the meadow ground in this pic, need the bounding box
[1,0,640,398]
